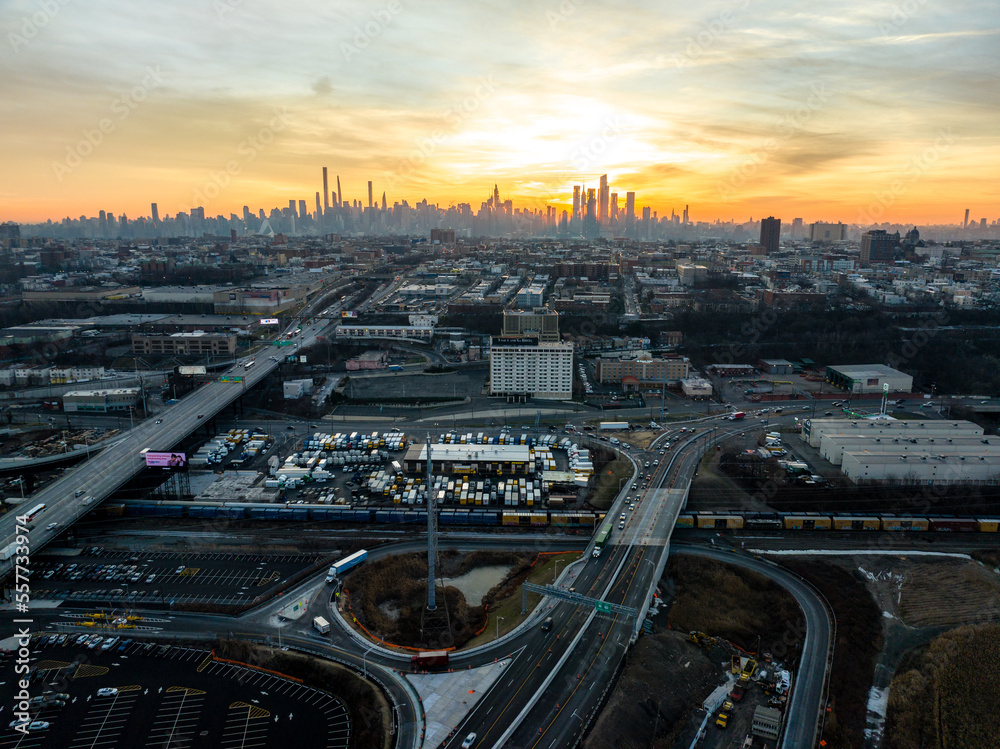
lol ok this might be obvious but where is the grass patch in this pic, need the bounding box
[589,458,634,510]
[885,624,1000,749]
[462,551,583,649]
[666,556,804,655]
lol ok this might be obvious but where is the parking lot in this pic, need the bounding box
[29,549,324,608]
[1,639,349,749]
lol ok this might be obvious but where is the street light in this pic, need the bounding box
[495,615,504,641]
[554,558,565,584]
[362,641,377,679]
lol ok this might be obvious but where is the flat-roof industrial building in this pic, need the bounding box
[826,364,913,393]
[803,418,983,448]
[403,443,533,476]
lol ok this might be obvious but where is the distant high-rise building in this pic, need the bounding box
[368,181,373,209]
[791,217,803,238]
[288,200,297,218]
[150,203,159,223]
[572,186,581,220]
[964,208,970,227]
[598,174,609,224]
[682,205,689,224]
[860,229,897,266]
[243,205,252,223]
[336,176,343,207]
[382,192,387,211]
[809,222,846,243]
[315,192,321,217]
[585,189,596,219]
[322,167,329,212]
[298,200,308,221]
[610,192,619,222]
[760,216,781,254]
[625,192,635,220]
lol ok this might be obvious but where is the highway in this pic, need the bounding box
[0,288,348,574]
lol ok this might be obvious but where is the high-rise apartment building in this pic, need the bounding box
[502,308,560,341]
[150,203,159,223]
[760,216,781,254]
[860,229,897,266]
[598,174,609,223]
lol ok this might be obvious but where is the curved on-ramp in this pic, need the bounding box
[673,544,832,749]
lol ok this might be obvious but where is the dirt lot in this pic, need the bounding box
[898,558,1000,628]
[885,624,1000,749]
[585,555,804,749]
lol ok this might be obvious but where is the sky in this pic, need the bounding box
[1,0,998,225]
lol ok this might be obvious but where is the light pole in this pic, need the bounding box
[362,641,376,679]
[495,615,504,641]
[554,558,565,584]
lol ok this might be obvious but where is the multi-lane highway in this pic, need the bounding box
[0,291,347,573]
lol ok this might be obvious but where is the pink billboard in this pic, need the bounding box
[145,452,186,468]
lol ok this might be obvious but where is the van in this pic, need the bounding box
[541,617,553,632]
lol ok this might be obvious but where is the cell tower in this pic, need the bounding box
[426,436,436,610]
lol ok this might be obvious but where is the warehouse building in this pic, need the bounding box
[826,364,913,394]
[821,434,996,466]
[842,451,1000,484]
[680,377,713,398]
[131,331,237,356]
[403,443,532,476]
[63,388,139,413]
[803,418,982,449]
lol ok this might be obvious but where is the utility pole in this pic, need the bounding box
[426,436,436,611]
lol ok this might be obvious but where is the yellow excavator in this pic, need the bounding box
[686,631,718,649]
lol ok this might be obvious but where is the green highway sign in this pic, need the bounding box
[595,601,612,613]
[273,341,295,346]
[220,375,244,384]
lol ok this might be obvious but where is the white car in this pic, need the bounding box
[462,733,477,748]
[28,721,50,730]
[45,522,58,531]
[96,687,118,697]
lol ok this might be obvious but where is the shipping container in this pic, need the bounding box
[832,516,880,531]
[928,518,978,532]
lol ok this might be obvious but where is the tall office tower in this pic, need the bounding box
[381,192,387,210]
[243,205,252,223]
[368,181,373,209]
[760,216,781,254]
[982,217,988,230]
[331,192,337,208]
[493,184,500,210]
[791,217,803,239]
[964,208,970,227]
[298,200,308,220]
[585,189,596,219]
[610,192,619,222]
[289,213,296,234]
[641,206,651,238]
[336,176,343,207]
[572,186,581,220]
[150,203,160,223]
[322,167,330,211]
[258,208,265,221]
[625,191,635,220]
[315,192,322,217]
[288,200,297,218]
[598,174,609,223]
[682,204,689,224]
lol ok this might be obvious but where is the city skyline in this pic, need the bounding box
[2,0,998,225]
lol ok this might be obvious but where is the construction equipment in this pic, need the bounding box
[741,658,758,681]
[686,631,718,649]
[731,655,742,674]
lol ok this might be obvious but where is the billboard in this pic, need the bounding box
[145,452,186,468]
[299,356,307,363]
[260,318,279,325]
[177,365,207,376]
[341,310,358,318]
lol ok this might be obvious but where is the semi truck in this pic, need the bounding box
[326,549,368,582]
[410,650,449,669]
[313,616,330,635]
[599,421,630,431]
[593,522,613,557]
[728,411,746,420]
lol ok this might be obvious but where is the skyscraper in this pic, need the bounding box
[315,192,321,217]
[682,205,689,224]
[625,191,635,220]
[336,176,343,207]
[860,229,897,266]
[322,167,329,212]
[760,216,781,254]
[572,186,581,220]
[598,174,609,224]
[368,181,373,209]
[298,199,308,220]
[791,217,803,239]
[288,200,297,218]
[964,208,970,227]
[150,203,159,223]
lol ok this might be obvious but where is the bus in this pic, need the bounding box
[22,503,47,523]
[593,522,613,558]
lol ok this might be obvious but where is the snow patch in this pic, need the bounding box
[749,549,971,559]
[867,686,889,717]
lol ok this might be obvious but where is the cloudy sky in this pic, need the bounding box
[1,0,997,224]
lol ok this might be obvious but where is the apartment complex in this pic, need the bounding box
[595,355,691,390]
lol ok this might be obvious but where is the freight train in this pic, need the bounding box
[119,500,605,528]
[676,511,1000,533]
[117,501,1000,534]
